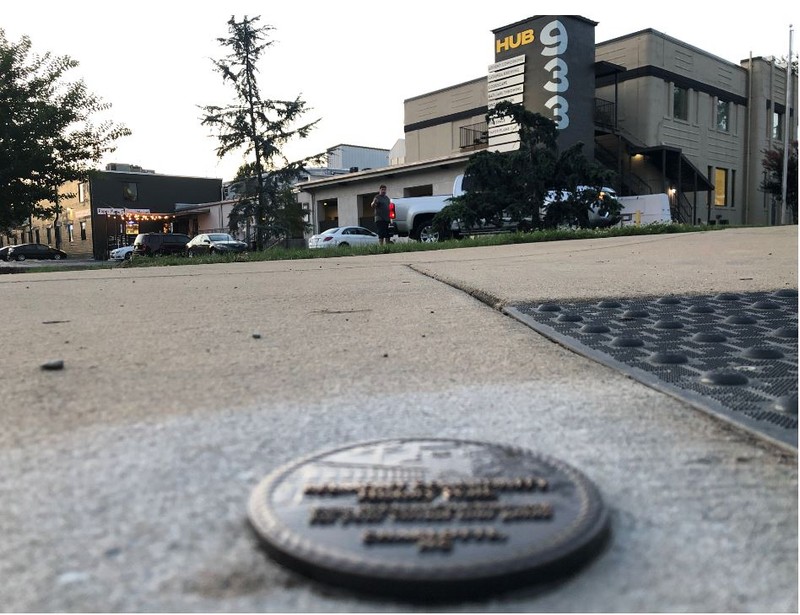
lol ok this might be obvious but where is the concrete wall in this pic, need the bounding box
[404,78,487,163]
[3,180,95,259]
[595,29,797,226]
[743,56,798,225]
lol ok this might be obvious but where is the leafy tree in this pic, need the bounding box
[200,15,318,250]
[435,101,617,233]
[0,30,130,237]
[760,141,798,223]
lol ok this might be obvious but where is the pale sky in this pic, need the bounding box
[3,1,796,182]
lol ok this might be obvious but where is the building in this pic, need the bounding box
[325,144,390,172]
[297,15,797,234]
[190,144,392,242]
[3,164,223,259]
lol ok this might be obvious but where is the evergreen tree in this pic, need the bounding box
[435,101,617,234]
[0,29,130,235]
[200,16,318,250]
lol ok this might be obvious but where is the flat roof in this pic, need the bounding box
[296,153,473,191]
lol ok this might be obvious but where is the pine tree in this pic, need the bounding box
[200,16,318,249]
[435,101,617,234]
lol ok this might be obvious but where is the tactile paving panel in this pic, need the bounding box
[507,290,798,450]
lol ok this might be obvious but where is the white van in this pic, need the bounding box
[616,194,672,225]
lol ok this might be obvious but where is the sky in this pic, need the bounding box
[2,1,797,182]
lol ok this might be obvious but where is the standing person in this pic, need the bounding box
[371,185,391,246]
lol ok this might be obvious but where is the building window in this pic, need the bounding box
[67,223,74,242]
[80,221,87,241]
[122,182,138,202]
[46,227,52,244]
[35,229,40,243]
[78,182,87,203]
[673,85,689,121]
[404,185,433,197]
[772,110,784,140]
[716,100,729,132]
[714,168,728,207]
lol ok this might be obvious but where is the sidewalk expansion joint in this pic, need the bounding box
[406,265,507,311]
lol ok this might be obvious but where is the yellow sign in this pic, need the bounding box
[496,29,535,54]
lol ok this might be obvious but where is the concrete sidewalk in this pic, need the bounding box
[0,227,796,612]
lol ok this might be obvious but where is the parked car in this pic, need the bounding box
[132,233,191,257]
[4,243,68,261]
[541,186,621,229]
[110,245,134,261]
[186,233,248,256]
[308,226,379,249]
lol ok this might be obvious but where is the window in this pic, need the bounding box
[772,110,784,140]
[716,100,729,132]
[80,221,87,241]
[78,182,87,203]
[122,182,138,202]
[67,223,74,242]
[714,168,728,207]
[46,227,52,244]
[404,185,433,198]
[673,85,689,121]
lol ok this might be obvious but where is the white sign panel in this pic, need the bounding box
[488,94,524,109]
[488,84,524,103]
[488,64,525,82]
[487,74,525,92]
[489,115,517,128]
[488,132,520,147]
[488,123,520,138]
[488,54,525,73]
[489,141,521,153]
[96,207,124,215]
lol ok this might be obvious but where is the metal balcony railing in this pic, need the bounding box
[460,122,488,150]
[594,98,616,130]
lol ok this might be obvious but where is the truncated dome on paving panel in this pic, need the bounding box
[247,438,610,600]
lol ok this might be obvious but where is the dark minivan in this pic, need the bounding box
[132,233,191,257]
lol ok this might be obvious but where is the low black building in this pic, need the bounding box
[84,164,222,259]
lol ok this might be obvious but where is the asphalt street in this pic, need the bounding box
[0,226,796,612]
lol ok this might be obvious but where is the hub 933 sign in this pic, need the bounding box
[491,15,597,157]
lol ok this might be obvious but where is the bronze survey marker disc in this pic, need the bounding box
[248,438,609,599]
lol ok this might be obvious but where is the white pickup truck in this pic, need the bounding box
[388,175,652,241]
[388,175,467,242]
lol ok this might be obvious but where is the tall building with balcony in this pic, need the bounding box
[298,16,797,234]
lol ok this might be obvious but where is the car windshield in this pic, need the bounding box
[208,234,235,241]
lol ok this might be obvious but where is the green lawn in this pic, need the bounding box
[1,223,722,273]
[121,223,721,268]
